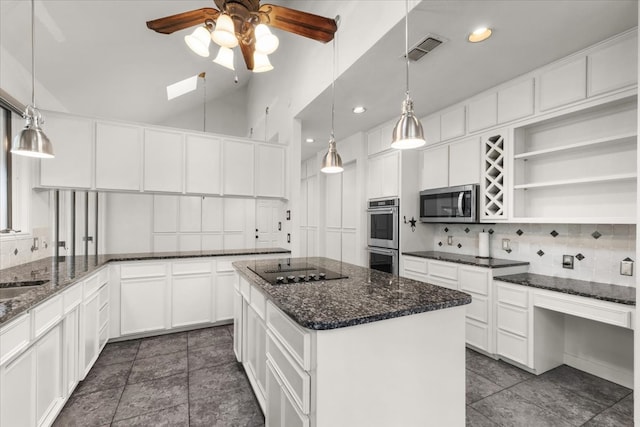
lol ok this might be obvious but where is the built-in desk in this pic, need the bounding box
[494,273,634,388]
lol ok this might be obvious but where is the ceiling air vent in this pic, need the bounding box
[407,34,445,62]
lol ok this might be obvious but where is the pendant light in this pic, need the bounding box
[390,0,425,150]
[12,0,54,159]
[321,34,343,174]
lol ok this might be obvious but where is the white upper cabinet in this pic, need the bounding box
[95,121,142,191]
[468,93,497,133]
[185,134,221,195]
[588,31,638,97]
[440,106,466,141]
[144,129,184,193]
[367,151,399,199]
[421,114,441,147]
[367,122,395,156]
[223,140,254,196]
[539,57,587,111]
[420,145,448,190]
[449,137,481,187]
[256,145,285,198]
[40,112,93,189]
[497,79,534,124]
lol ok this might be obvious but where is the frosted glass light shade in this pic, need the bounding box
[391,98,426,149]
[213,46,235,70]
[255,24,279,54]
[12,106,54,158]
[211,14,238,48]
[184,26,211,57]
[253,52,273,73]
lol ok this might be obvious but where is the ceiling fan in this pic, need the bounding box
[146,0,338,71]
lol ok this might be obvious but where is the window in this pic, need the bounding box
[0,106,11,232]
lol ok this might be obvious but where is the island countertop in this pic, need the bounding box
[233,256,472,331]
[0,248,291,327]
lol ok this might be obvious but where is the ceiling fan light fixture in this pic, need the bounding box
[213,46,235,70]
[253,52,273,73]
[184,26,211,57]
[321,137,343,174]
[211,14,238,48]
[391,98,426,149]
[255,24,279,54]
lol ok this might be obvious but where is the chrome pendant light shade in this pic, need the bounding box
[391,0,426,150]
[11,0,54,158]
[13,106,54,158]
[321,137,343,174]
[391,98,425,149]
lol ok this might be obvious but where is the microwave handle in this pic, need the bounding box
[457,192,464,217]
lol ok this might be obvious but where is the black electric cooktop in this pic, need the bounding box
[248,259,347,285]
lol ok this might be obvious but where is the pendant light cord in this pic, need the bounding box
[203,75,206,132]
[404,0,410,99]
[31,0,36,108]
[331,37,336,140]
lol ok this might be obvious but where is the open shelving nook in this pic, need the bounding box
[512,97,637,223]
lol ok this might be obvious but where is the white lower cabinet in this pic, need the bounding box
[495,281,531,368]
[120,270,168,336]
[266,360,309,427]
[171,261,214,328]
[1,345,36,427]
[246,303,267,408]
[63,307,80,396]
[35,324,64,426]
[233,289,244,362]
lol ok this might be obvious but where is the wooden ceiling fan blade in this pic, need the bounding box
[239,38,255,71]
[259,4,337,43]
[146,8,220,34]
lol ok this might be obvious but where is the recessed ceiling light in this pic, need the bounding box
[352,106,367,114]
[468,27,492,43]
[305,138,315,143]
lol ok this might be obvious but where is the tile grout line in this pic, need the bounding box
[187,332,192,427]
[110,340,141,425]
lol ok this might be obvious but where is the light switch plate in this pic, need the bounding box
[562,255,574,269]
[447,236,453,246]
[502,239,510,251]
[621,259,634,276]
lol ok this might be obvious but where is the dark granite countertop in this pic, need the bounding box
[0,248,290,327]
[495,273,635,306]
[233,257,472,331]
[402,251,530,269]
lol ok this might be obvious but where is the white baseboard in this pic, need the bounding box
[564,352,633,389]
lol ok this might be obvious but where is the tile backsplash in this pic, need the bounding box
[429,223,636,287]
[0,227,53,270]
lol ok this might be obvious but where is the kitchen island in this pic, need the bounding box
[233,257,472,427]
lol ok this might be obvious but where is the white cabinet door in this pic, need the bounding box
[256,145,285,198]
[185,134,221,195]
[449,137,480,186]
[468,93,497,133]
[366,155,382,199]
[420,145,448,190]
[246,305,267,402]
[367,151,399,199]
[539,57,587,111]
[233,290,243,361]
[1,347,35,427]
[121,278,167,335]
[35,324,64,427]
[95,121,142,191]
[144,129,184,193]
[588,31,638,97]
[497,79,534,123]
[421,114,441,146]
[440,106,466,141]
[80,292,99,378]
[179,196,202,233]
[40,113,93,189]
[216,272,236,321]
[63,307,80,396]
[153,195,179,233]
[202,197,223,233]
[172,275,212,327]
[367,127,382,156]
[223,140,254,196]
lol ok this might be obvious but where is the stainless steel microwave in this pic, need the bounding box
[419,184,478,223]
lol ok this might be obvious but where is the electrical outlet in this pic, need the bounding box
[502,239,510,251]
[621,258,634,276]
[562,255,574,269]
[447,236,453,246]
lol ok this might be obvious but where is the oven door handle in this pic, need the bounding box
[457,192,464,217]
[367,247,396,256]
[367,208,395,214]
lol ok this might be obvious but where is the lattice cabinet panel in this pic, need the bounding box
[481,133,507,221]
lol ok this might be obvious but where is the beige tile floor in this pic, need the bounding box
[53,325,633,426]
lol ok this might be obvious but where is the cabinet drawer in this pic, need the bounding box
[266,301,311,371]
[497,304,528,337]
[84,274,100,298]
[497,330,528,366]
[172,260,212,275]
[428,260,458,282]
[120,263,166,279]
[496,282,528,308]
[403,271,429,283]
[267,331,311,414]
[33,294,63,339]
[0,313,31,365]
[533,291,633,329]
[250,285,266,320]
[427,276,458,291]
[98,284,109,308]
[465,319,489,352]
[459,267,489,296]
[403,257,427,274]
[466,294,488,323]
[63,283,83,313]
[99,304,109,329]
[216,260,235,272]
